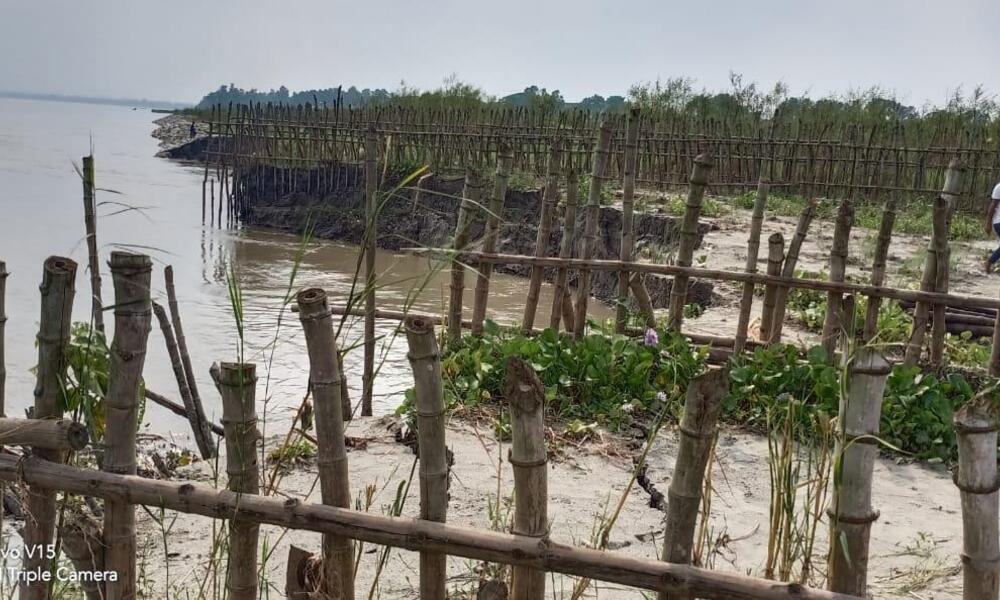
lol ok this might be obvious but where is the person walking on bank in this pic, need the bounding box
[986,182,1000,273]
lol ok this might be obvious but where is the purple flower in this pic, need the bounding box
[643,328,659,347]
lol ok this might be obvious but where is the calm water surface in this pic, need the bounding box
[0,97,605,444]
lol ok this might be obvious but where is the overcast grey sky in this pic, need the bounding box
[1,0,997,106]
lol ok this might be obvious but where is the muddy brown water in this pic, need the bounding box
[0,97,609,443]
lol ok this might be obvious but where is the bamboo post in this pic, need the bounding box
[472,147,513,335]
[574,122,613,338]
[659,367,729,600]
[821,199,855,361]
[22,256,76,600]
[296,288,354,598]
[628,274,657,329]
[218,362,260,600]
[667,154,713,331]
[954,402,1000,600]
[504,357,548,600]
[103,251,153,600]
[448,167,483,343]
[862,195,897,341]
[362,129,377,416]
[82,155,104,333]
[523,140,563,332]
[759,234,786,341]
[165,266,215,456]
[827,348,890,597]
[734,177,769,353]
[769,198,817,342]
[549,168,579,330]
[405,316,450,599]
[616,108,641,333]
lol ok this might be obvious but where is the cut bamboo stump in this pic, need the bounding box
[448,167,484,344]
[362,129,377,416]
[0,417,87,450]
[667,154,713,331]
[523,141,563,332]
[821,199,855,361]
[218,362,260,600]
[954,402,1000,600]
[734,177,769,354]
[759,234,786,342]
[296,288,354,598]
[472,147,513,336]
[659,367,729,600]
[405,316,450,599]
[827,348,891,597]
[616,108,641,333]
[504,357,548,600]
[82,155,104,333]
[103,251,153,600]
[549,168,579,331]
[23,256,76,600]
[574,122,613,339]
[862,195,897,342]
[769,198,817,343]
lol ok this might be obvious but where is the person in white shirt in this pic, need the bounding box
[987,182,1000,273]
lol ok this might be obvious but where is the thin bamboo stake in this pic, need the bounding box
[954,402,1000,600]
[821,198,855,360]
[549,168,579,330]
[667,154,713,331]
[472,147,513,335]
[769,198,817,342]
[82,155,104,333]
[616,108,641,333]
[144,389,225,436]
[628,274,657,329]
[523,141,563,331]
[218,362,260,600]
[0,454,860,600]
[103,251,153,600]
[734,177,769,353]
[991,286,1000,376]
[165,266,215,456]
[0,261,6,417]
[827,348,890,597]
[0,418,88,450]
[362,130,377,416]
[22,256,76,600]
[574,122,613,338]
[759,234,785,341]
[448,167,483,343]
[862,195,897,341]
[659,367,729,600]
[504,357,548,600]
[296,288,354,598]
[405,316,450,599]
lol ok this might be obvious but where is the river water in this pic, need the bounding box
[0,97,605,444]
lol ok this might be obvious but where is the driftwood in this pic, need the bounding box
[523,141,562,331]
[769,198,817,342]
[549,168,579,331]
[616,108,641,333]
[0,418,87,450]
[667,154,713,331]
[734,177,769,353]
[472,147,513,335]
[954,402,1000,600]
[574,122,613,338]
[81,155,104,333]
[0,455,859,600]
[362,129,377,416]
[759,234,785,342]
[23,256,76,600]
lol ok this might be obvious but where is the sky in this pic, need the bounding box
[1,0,997,107]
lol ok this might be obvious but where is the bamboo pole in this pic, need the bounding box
[862,195,897,342]
[0,454,860,600]
[574,122,613,338]
[362,129,377,416]
[628,274,657,329]
[768,198,817,342]
[22,256,76,600]
[759,234,786,341]
[821,199,855,360]
[405,316,450,599]
[143,389,225,436]
[103,251,152,600]
[953,402,1000,600]
[0,418,88,450]
[523,141,563,331]
[448,167,483,343]
[165,266,215,456]
[667,154,713,331]
[505,357,548,600]
[991,286,1000,376]
[659,367,729,600]
[827,348,890,597]
[472,147,513,335]
[549,168,579,330]
[734,177,769,353]
[0,261,6,418]
[82,155,104,333]
[218,362,260,600]
[296,288,354,598]
[616,108,641,333]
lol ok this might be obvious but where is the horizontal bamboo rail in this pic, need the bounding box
[0,455,859,600]
[0,418,88,450]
